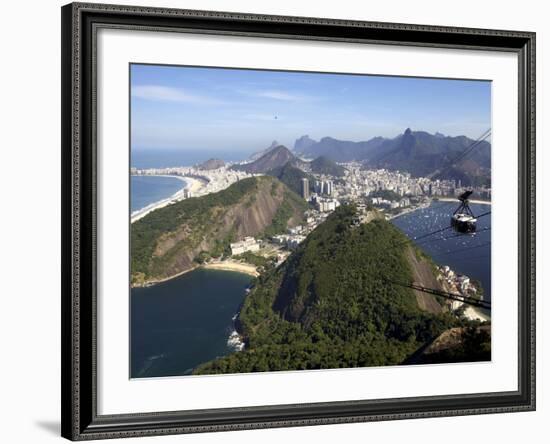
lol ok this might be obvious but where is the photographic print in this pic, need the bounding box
[130,64,492,379]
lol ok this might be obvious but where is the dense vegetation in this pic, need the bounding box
[233,251,272,268]
[267,162,315,197]
[261,198,303,238]
[414,326,491,364]
[195,205,482,374]
[310,156,346,177]
[131,176,306,285]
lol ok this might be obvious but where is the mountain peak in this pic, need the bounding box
[237,144,298,174]
[197,158,225,171]
[310,156,346,177]
[249,140,282,161]
[267,144,293,156]
[294,135,317,153]
[404,128,412,135]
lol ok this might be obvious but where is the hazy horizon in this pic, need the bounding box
[131,64,491,153]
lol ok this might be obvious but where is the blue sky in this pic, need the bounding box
[131,64,491,154]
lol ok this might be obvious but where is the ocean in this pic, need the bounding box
[130,149,256,213]
[391,201,492,303]
[130,175,188,213]
[131,268,252,378]
[131,148,254,169]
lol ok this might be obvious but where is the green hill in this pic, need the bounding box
[131,176,307,286]
[310,156,346,177]
[267,162,314,196]
[233,145,299,174]
[194,205,487,374]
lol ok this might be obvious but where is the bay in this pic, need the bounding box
[130,175,187,213]
[131,148,254,169]
[391,201,492,303]
[131,268,252,378]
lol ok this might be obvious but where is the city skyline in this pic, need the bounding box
[131,64,491,153]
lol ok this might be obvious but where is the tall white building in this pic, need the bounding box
[325,180,333,196]
[301,178,310,200]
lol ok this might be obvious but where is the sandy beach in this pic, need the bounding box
[203,261,259,277]
[130,175,206,223]
[133,261,258,288]
[463,305,491,322]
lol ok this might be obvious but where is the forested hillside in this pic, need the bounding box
[195,205,486,374]
[131,176,307,285]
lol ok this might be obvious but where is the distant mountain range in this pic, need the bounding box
[294,129,491,186]
[295,135,385,163]
[234,128,490,186]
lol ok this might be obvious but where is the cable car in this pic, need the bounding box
[451,190,477,233]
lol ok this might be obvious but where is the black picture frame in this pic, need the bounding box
[61,2,536,440]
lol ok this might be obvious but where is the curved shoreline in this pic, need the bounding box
[130,175,205,223]
[132,261,258,288]
[463,305,491,322]
[133,265,199,288]
[203,261,259,277]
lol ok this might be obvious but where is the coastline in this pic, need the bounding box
[132,260,258,289]
[203,261,259,277]
[462,305,491,322]
[132,265,200,288]
[130,175,206,224]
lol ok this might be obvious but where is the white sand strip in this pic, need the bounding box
[130,175,205,224]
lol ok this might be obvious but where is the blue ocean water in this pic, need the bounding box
[131,268,252,378]
[131,175,187,212]
[131,148,254,169]
[392,201,492,303]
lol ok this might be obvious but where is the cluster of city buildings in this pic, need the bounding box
[312,179,334,196]
[134,157,492,272]
[300,177,341,212]
[332,163,491,204]
[230,236,260,256]
[131,165,255,199]
[438,265,481,311]
[229,206,335,262]
[271,210,328,251]
[370,196,411,210]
